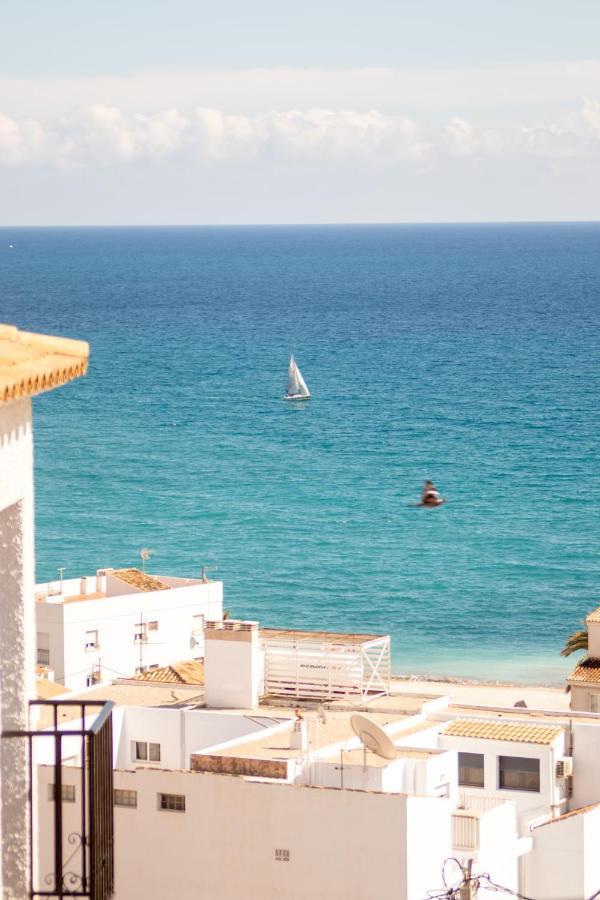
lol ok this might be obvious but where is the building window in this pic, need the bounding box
[134,741,161,762]
[458,752,485,788]
[275,849,290,862]
[49,784,76,803]
[192,614,204,634]
[114,789,137,808]
[498,756,540,792]
[158,793,185,812]
[134,623,147,643]
[37,632,50,666]
[148,620,159,632]
[84,630,99,651]
[590,694,600,714]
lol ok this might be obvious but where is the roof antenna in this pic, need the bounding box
[201,564,217,583]
[140,548,152,573]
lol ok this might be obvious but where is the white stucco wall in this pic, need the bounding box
[522,807,600,899]
[0,398,35,900]
[204,627,260,709]
[111,706,289,769]
[439,733,565,825]
[36,766,453,900]
[35,577,223,690]
[571,722,600,809]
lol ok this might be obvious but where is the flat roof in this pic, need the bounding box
[260,628,387,645]
[0,323,88,404]
[444,718,563,745]
[202,708,407,763]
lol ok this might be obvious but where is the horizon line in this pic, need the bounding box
[1,219,600,230]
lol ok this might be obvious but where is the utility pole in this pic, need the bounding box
[459,860,475,899]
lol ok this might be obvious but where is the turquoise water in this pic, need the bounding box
[2,224,598,684]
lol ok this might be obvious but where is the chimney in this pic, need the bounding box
[203,620,260,709]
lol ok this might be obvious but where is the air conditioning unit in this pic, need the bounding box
[556,757,573,778]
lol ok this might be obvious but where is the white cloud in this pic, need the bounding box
[0,100,599,169]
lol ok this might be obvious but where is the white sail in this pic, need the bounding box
[286,355,311,398]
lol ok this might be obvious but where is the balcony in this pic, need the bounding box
[2,699,114,900]
[452,810,480,851]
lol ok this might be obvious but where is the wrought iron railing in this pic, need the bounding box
[2,699,114,900]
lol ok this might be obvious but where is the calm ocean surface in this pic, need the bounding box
[2,224,598,684]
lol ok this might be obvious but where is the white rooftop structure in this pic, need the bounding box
[35,567,223,691]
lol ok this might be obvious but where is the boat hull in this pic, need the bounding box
[283,394,311,401]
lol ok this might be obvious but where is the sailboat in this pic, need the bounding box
[284,355,311,401]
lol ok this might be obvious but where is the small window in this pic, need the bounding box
[84,630,99,651]
[458,752,485,788]
[135,741,148,761]
[158,793,185,812]
[114,789,137,808]
[148,621,159,632]
[134,741,160,762]
[498,756,540,792]
[275,849,290,862]
[37,632,50,666]
[134,623,147,643]
[149,742,161,762]
[590,694,600,714]
[49,784,76,803]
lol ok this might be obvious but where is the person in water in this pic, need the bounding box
[421,480,444,506]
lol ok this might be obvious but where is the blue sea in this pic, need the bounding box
[2,224,598,684]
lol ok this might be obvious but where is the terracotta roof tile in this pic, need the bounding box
[113,568,171,593]
[586,608,600,623]
[0,323,88,404]
[135,660,204,685]
[444,718,562,745]
[535,803,600,826]
[567,657,600,684]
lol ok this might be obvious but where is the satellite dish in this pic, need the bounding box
[190,636,198,650]
[350,714,396,760]
[317,705,327,725]
[140,548,152,562]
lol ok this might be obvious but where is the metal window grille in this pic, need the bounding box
[275,849,290,862]
[113,789,137,808]
[1,699,114,900]
[49,783,76,803]
[158,793,185,812]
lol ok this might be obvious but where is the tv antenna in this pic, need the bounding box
[139,548,153,572]
[201,564,217,583]
[350,714,396,762]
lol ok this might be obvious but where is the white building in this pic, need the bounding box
[0,322,89,900]
[567,604,600,713]
[35,567,223,691]
[33,621,600,900]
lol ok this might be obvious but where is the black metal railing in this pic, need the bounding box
[2,699,114,900]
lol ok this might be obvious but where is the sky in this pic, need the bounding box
[1,0,599,225]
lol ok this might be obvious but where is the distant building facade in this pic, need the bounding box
[35,568,223,691]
